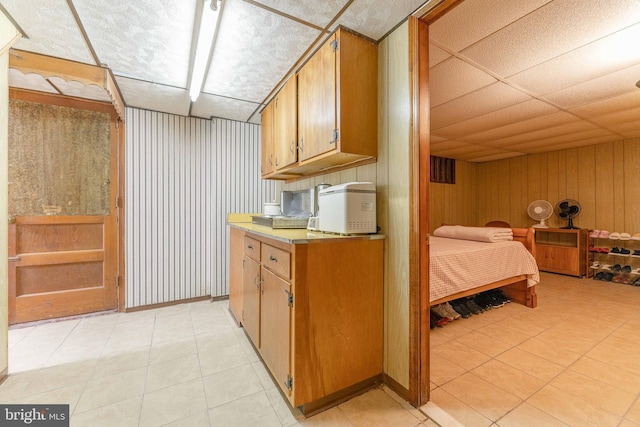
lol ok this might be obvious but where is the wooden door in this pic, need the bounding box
[242,256,261,347]
[261,101,275,177]
[7,92,122,325]
[274,76,298,169]
[297,34,336,162]
[260,268,291,396]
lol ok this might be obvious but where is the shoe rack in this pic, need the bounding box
[588,230,640,284]
[534,228,588,277]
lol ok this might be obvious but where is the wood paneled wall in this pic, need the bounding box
[430,138,640,234]
[126,108,276,308]
[278,21,412,391]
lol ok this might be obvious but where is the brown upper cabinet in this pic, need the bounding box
[261,27,377,181]
[260,101,275,176]
[274,76,298,170]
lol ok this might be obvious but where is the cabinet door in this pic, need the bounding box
[260,268,291,396]
[242,257,261,347]
[536,245,579,275]
[297,34,336,162]
[274,76,297,169]
[228,227,243,323]
[261,101,275,177]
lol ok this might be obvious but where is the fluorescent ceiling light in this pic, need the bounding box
[189,0,220,102]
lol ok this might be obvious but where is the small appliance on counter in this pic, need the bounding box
[318,182,377,235]
[251,190,311,229]
[307,183,330,231]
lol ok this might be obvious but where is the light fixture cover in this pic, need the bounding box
[189,0,220,102]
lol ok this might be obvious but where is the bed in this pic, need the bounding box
[429,226,539,308]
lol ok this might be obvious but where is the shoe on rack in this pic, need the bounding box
[599,230,610,238]
[430,310,448,328]
[631,250,640,258]
[590,261,601,268]
[442,302,462,320]
[621,265,632,273]
[611,264,622,272]
[473,293,493,310]
[589,229,600,238]
[610,247,621,254]
[451,301,471,318]
[620,248,631,255]
[431,304,454,321]
[464,298,484,315]
[594,271,605,280]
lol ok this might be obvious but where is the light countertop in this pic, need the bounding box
[228,216,384,245]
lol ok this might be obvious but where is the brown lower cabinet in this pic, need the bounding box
[228,225,384,414]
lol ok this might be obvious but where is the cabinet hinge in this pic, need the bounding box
[285,375,293,391]
[285,289,293,307]
[330,129,338,145]
[330,39,338,52]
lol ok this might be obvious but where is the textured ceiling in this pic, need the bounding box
[429,0,640,161]
[2,0,426,126]
[3,0,639,162]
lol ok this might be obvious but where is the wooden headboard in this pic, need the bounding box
[512,227,536,257]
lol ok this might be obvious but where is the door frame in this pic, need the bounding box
[409,0,466,407]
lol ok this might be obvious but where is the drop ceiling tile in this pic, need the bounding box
[461,0,640,77]
[204,0,320,103]
[433,99,559,139]
[473,118,599,147]
[587,106,640,130]
[570,91,640,119]
[73,0,196,87]
[48,76,112,102]
[509,23,640,95]
[191,93,261,123]
[469,151,526,162]
[333,0,425,40]
[115,76,190,116]
[523,135,623,154]
[429,57,497,107]
[506,129,617,151]
[544,63,640,109]
[429,43,450,67]
[8,69,58,94]
[253,0,348,28]
[429,0,551,52]
[431,82,532,130]
[3,0,95,64]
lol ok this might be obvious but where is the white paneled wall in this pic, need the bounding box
[125,108,276,308]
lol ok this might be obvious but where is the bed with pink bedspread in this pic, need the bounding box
[429,225,540,308]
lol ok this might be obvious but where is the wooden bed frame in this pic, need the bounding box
[430,226,538,308]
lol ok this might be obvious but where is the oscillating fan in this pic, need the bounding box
[555,199,581,229]
[527,200,553,228]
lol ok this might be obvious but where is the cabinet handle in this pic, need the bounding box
[299,137,304,152]
[247,244,253,250]
[269,255,278,262]
[269,154,273,166]
[290,140,295,155]
[254,274,260,287]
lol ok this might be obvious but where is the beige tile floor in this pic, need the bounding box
[3,299,433,427]
[428,271,640,427]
